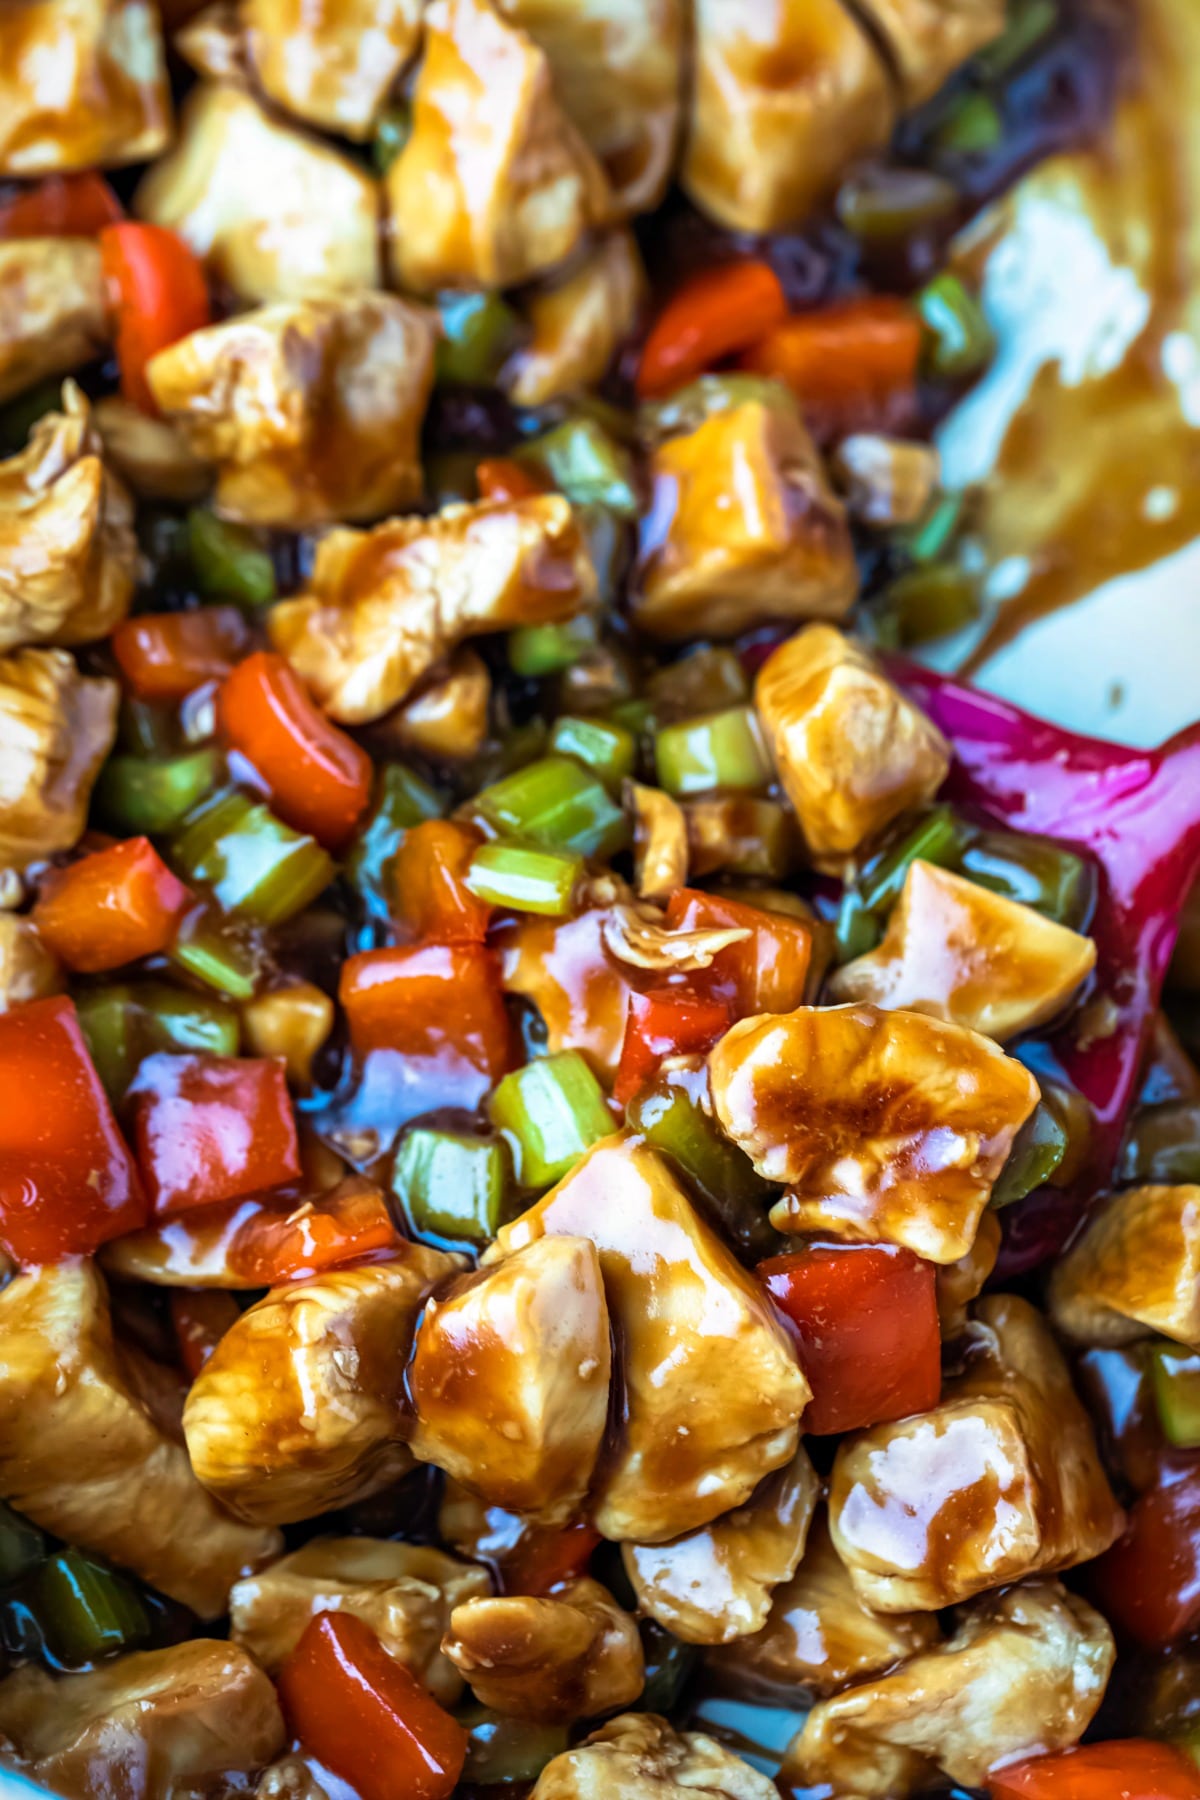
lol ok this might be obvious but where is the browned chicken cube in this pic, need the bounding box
[780,1582,1114,1797]
[408,1236,611,1525]
[754,625,951,860]
[387,0,612,294]
[505,232,647,408]
[865,0,1006,106]
[145,293,437,531]
[531,1712,779,1799]
[0,0,171,176]
[0,240,108,407]
[708,1004,1039,1263]
[0,648,117,870]
[229,1538,488,1699]
[0,1262,280,1618]
[0,1641,285,1800]
[0,917,61,1013]
[90,396,213,504]
[486,1135,809,1543]
[633,401,859,642]
[0,383,137,652]
[268,495,597,724]
[829,860,1097,1041]
[391,648,492,762]
[243,0,424,139]
[683,0,896,233]
[1048,1184,1200,1348]
[622,1446,819,1645]
[829,1295,1123,1612]
[182,1247,462,1526]
[444,1577,644,1722]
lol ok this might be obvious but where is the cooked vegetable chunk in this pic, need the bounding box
[0,1262,280,1617]
[146,293,437,530]
[0,648,117,869]
[505,231,647,408]
[755,626,951,860]
[829,1296,1123,1611]
[0,240,108,405]
[709,1004,1038,1263]
[1048,1184,1200,1348]
[444,1577,644,1721]
[530,1712,778,1799]
[243,0,423,139]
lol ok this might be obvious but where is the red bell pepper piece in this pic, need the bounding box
[169,1289,240,1380]
[131,1052,301,1218]
[0,997,146,1264]
[989,1741,1200,1800]
[637,259,789,399]
[0,172,123,239]
[664,888,813,1019]
[897,661,1200,1276]
[278,1611,468,1800]
[614,985,733,1107]
[112,607,250,702]
[739,295,922,438]
[218,651,372,850]
[390,820,491,945]
[99,221,211,414]
[229,1179,401,1284]
[33,837,191,973]
[1088,1460,1200,1648]
[759,1243,941,1435]
[339,943,511,1075]
[500,1520,602,1597]
[476,457,547,502]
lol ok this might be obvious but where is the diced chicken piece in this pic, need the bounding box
[685,798,798,882]
[708,1004,1038,1264]
[755,626,951,860]
[683,0,896,233]
[0,240,107,406]
[936,1207,1001,1339]
[269,494,597,723]
[392,648,492,762]
[627,781,689,904]
[91,396,214,503]
[505,231,647,407]
[230,1537,488,1701]
[0,0,171,176]
[865,0,1006,107]
[0,383,137,652]
[707,1508,939,1698]
[243,0,423,139]
[136,83,381,304]
[497,0,683,215]
[409,1237,611,1525]
[0,1262,279,1618]
[780,1582,1114,1798]
[1048,1184,1200,1349]
[444,1576,644,1722]
[829,861,1097,1041]
[183,1246,462,1525]
[0,648,117,870]
[832,435,941,528]
[829,1295,1123,1612]
[146,292,437,531]
[174,0,247,80]
[623,1446,819,1646]
[387,0,612,295]
[0,1641,285,1800]
[0,917,61,1013]
[633,401,859,643]
[486,1135,808,1543]
[531,1712,778,1800]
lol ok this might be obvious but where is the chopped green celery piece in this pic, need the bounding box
[436,292,519,385]
[976,0,1058,77]
[187,507,276,607]
[626,1067,776,1257]
[35,1550,149,1664]
[883,562,980,645]
[991,1096,1071,1207]
[465,842,582,917]
[610,697,655,737]
[77,981,240,1101]
[94,746,220,835]
[1151,1342,1200,1448]
[577,501,628,606]
[900,491,965,564]
[173,788,334,926]
[836,166,959,241]
[835,805,971,961]
[934,91,1004,154]
[655,706,771,798]
[372,101,412,174]
[1119,1101,1200,1186]
[462,1711,570,1785]
[508,614,599,678]
[75,986,136,1100]
[475,756,629,859]
[638,374,796,447]
[548,715,636,791]
[169,907,260,1001]
[490,1051,613,1189]
[522,418,638,517]
[0,1503,44,1586]
[394,1128,507,1244]
[118,696,178,758]
[639,1622,700,1714]
[343,763,445,921]
[917,273,995,379]
[959,830,1092,927]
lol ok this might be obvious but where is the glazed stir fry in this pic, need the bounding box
[4,2,1200,1799]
